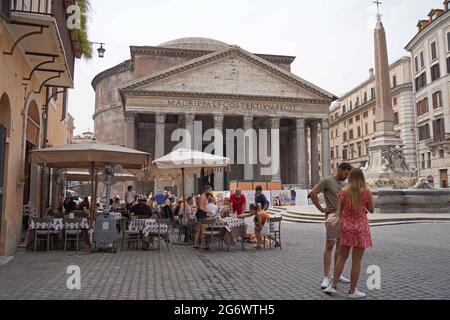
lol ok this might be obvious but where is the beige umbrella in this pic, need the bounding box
[152,148,230,200]
[30,142,151,220]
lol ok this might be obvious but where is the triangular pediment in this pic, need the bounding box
[120,47,335,102]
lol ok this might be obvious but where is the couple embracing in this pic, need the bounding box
[309,163,374,299]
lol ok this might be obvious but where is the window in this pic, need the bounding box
[433,118,446,142]
[416,97,429,116]
[335,129,338,137]
[373,108,376,115]
[418,124,431,141]
[439,149,445,159]
[432,91,442,109]
[420,51,425,68]
[331,130,334,138]
[349,118,353,125]
[335,146,339,158]
[371,88,376,100]
[373,121,377,132]
[415,72,427,91]
[343,132,348,142]
[431,41,438,61]
[393,97,398,106]
[331,148,334,159]
[364,92,367,103]
[392,75,397,88]
[365,123,369,135]
[356,115,361,122]
[431,63,441,81]
[358,145,362,157]
[350,101,353,110]
[421,154,426,170]
[440,170,449,188]
[342,105,347,114]
[343,148,348,160]
[357,127,361,137]
[394,112,399,125]
[363,111,369,118]
[427,152,432,169]
[415,56,419,73]
[447,32,450,51]
[447,56,450,74]
[356,97,360,107]
[349,129,354,140]
[335,112,339,119]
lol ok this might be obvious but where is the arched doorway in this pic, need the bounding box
[0,93,11,239]
[24,101,41,205]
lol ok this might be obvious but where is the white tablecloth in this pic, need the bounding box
[129,219,169,237]
[214,218,247,232]
[29,218,90,232]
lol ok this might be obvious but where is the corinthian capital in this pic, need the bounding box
[243,115,253,128]
[296,118,305,130]
[124,112,136,123]
[214,114,224,128]
[185,113,195,126]
[155,113,166,124]
[321,119,330,130]
[271,117,281,129]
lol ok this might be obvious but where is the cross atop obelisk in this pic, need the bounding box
[374,0,382,15]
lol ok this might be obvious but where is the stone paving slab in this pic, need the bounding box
[0,223,449,300]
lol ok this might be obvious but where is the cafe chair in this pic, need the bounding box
[122,218,141,251]
[33,217,52,252]
[201,218,223,251]
[151,218,171,251]
[264,216,283,250]
[63,218,83,252]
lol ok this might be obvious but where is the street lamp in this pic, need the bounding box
[90,42,106,58]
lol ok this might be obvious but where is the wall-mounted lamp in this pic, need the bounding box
[90,42,106,58]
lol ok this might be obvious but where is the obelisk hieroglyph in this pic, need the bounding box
[364,10,414,189]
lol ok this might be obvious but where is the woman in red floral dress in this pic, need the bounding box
[324,168,374,299]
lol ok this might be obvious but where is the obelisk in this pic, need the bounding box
[364,12,411,189]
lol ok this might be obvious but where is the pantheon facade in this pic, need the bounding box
[92,38,335,194]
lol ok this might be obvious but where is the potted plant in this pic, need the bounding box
[17,173,27,189]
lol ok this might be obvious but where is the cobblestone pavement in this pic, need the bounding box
[0,222,449,300]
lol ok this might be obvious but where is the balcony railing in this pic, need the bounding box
[10,0,75,80]
[1,0,11,21]
[11,0,52,15]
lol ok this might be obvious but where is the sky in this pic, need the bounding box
[69,0,445,134]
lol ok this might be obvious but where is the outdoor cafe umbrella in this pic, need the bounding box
[153,148,230,200]
[30,142,151,219]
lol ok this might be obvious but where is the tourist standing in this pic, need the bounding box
[309,163,353,289]
[125,186,136,212]
[255,186,270,211]
[155,190,165,206]
[230,189,247,216]
[324,168,374,299]
[183,197,196,243]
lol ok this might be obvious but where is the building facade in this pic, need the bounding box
[0,1,81,255]
[93,38,336,195]
[328,57,416,174]
[405,2,450,188]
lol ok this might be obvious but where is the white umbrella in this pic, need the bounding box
[153,148,230,199]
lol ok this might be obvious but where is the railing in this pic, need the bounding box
[11,0,52,15]
[10,0,75,80]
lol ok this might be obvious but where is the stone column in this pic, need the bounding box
[296,118,307,188]
[309,121,320,187]
[214,115,225,191]
[271,117,281,181]
[243,115,254,181]
[155,113,166,159]
[321,119,331,178]
[154,113,166,194]
[185,114,195,197]
[124,112,136,149]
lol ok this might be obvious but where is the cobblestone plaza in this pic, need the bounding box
[1,222,449,300]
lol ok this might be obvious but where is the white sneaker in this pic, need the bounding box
[321,277,330,289]
[339,275,351,283]
[323,286,337,295]
[348,289,367,299]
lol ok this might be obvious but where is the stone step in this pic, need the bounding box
[282,216,450,227]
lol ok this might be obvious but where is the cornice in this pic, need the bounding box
[91,60,131,89]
